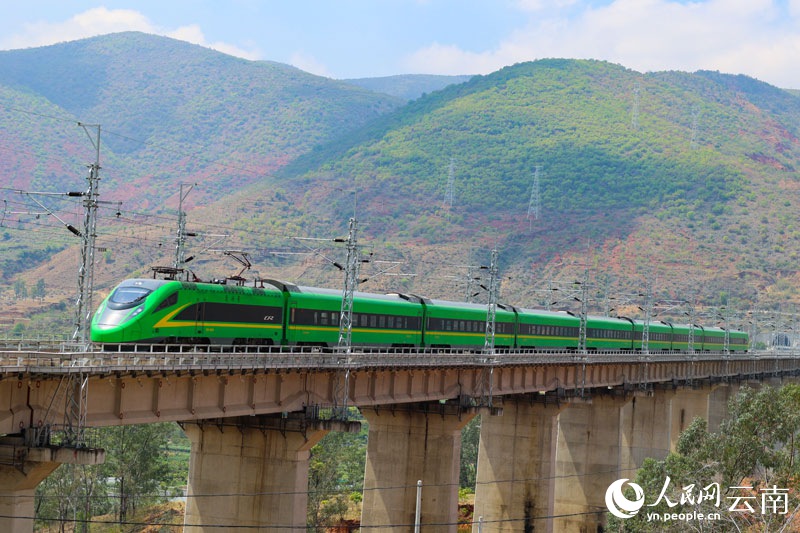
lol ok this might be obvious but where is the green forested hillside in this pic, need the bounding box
[0,32,403,207]
[3,34,800,336]
[231,59,800,308]
[343,74,473,101]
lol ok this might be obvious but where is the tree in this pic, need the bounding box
[460,417,480,491]
[606,385,800,532]
[31,278,46,300]
[103,423,174,523]
[307,417,368,531]
[13,279,27,299]
[34,423,184,529]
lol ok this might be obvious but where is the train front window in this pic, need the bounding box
[108,286,152,310]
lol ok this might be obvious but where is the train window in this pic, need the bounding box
[320,312,329,326]
[153,292,178,313]
[379,315,386,328]
[108,286,152,310]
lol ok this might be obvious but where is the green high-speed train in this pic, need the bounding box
[90,278,750,352]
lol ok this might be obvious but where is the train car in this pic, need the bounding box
[514,308,580,350]
[92,278,750,354]
[631,320,675,351]
[422,299,516,350]
[585,315,635,350]
[91,278,286,345]
[284,285,424,348]
[728,329,750,352]
[698,326,727,351]
[666,323,691,352]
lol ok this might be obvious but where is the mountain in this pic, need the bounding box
[343,74,474,101]
[0,32,403,206]
[230,60,800,309]
[3,33,800,335]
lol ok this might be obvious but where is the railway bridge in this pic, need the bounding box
[1,342,799,532]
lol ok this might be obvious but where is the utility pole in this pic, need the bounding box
[483,248,499,354]
[577,269,589,353]
[333,217,360,419]
[640,283,653,355]
[72,123,101,346]
[174,183,195,272]
[477,249,500,408]
[65,122,101,448]
[337,217,360,352]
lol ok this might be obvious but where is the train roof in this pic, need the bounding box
[294,285,419,304]
[116,278,175,290]
[515,307,582,318]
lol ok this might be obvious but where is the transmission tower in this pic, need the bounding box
[631,81,641,130]
[441,158,455,210]
[690,107,699,149]
[527,165,541,231]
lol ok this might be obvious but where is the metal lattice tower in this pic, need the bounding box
[631,81,641,130]
[640,284,653,355]
[332,217,360,419]
[690,107,699,149]
[476,249,500,408]
[65,122,101,448]
[483,249,500,354]
[337,217,360,352]
[686,300,696,354]
[721,306,731,355]
[442,158,455,210]
[72,123,101,346]
[577,270,589,353]
[527,165,541,229]
[174,183,195,272]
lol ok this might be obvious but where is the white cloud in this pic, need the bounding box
[1,7,154,49]
[404,0,800,88]
[0,7,261,60]
[167,24,261,60]
[289,51,333,78]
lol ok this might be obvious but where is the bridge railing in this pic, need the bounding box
[0,343,795,374]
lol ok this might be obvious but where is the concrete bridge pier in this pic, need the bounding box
[553,394,633,532]
[472,397,565,533]
[618,391,673,471]
[665,386,712,450]
[182,414,359,532]
[0,436,105,533]
[360,402,476,532]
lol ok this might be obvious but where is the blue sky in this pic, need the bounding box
[3,0,800,88]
